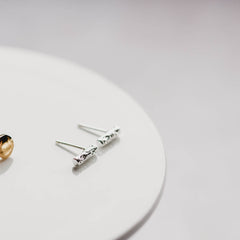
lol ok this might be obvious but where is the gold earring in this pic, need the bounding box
[0,134,14,160]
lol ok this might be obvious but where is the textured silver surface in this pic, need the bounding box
[73,145,97,166]
[97,126,120,146]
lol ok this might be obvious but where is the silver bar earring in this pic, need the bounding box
[78,123,120,146]
[56,140,97,166]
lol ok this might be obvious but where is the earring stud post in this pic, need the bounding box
[78,124,106,133]
[56,141,85,150]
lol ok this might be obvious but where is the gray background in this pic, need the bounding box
[0,1,239,239]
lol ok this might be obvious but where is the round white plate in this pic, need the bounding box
[0,47,165,240]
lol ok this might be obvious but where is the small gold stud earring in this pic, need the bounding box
[0,134,14,160]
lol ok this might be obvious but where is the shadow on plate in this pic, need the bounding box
[0,157,14,175]
[97,138,120,156]
[72,155,97,176]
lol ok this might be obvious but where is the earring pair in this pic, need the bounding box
[56,124,120,166]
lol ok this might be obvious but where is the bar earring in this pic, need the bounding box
[78,123,120,147]
[56,140,97,166]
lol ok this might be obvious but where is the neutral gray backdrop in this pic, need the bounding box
[0,1,239,239]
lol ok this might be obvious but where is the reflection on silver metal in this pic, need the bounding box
[97,126,120,146]
[56,141,97,166]
[73,145,97,166]
[78,123,121,147]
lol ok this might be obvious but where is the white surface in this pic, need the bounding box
[0,1,240,239]
[0,47,165,240]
